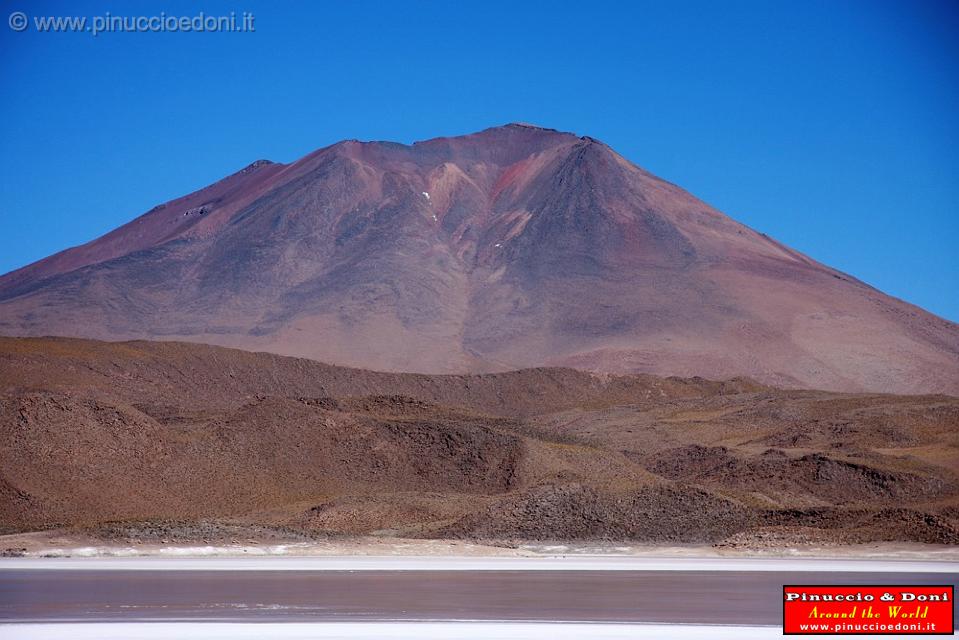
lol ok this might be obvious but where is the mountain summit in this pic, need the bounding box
[1,124,956,394]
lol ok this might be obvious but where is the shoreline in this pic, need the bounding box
[3,555,957,572]
[2,530,957,566]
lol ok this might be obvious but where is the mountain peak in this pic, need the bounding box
[0,126,956,395]
[482,122,579,139]
[411,122,577,148]
[502,122,563,132]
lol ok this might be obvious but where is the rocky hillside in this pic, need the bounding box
[2,337,956,545]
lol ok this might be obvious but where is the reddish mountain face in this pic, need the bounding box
[0,124,956,394]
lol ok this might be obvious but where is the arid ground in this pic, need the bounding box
[2,336,956,547]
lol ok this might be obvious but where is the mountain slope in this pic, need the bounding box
[0,124,956,394]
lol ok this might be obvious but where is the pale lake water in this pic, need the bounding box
[1,569,953,624]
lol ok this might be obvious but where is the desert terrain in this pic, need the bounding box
[1,336,956,550]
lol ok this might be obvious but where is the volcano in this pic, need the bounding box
[0,123,956,394]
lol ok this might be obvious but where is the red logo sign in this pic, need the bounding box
[784,585,954,635]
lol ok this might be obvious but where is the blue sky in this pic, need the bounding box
[1,0,957,320]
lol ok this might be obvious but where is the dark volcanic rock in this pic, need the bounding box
[442,483,754,543]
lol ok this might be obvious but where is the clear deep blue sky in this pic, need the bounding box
[2,0,957,320]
